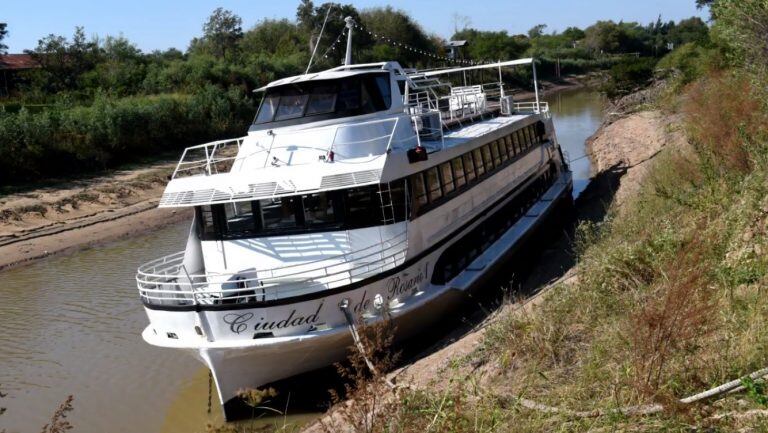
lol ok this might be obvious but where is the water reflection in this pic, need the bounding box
[545,87,607,198]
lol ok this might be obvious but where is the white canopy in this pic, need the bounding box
[420,58,534,77]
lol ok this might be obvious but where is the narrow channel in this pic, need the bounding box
[0,87,605,433]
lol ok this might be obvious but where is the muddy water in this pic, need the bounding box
[545,87,607,198]
[0,87,605,433]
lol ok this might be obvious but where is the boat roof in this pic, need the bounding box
[255,62,403,92]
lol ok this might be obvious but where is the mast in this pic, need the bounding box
[344,16,355,66]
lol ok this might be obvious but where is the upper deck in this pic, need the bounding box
[158,59,550,208]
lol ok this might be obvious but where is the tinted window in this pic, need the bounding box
[306,86,337,115]
[304,192,340,227]
[505,135,515,157]
[198,206,216,237]
[223,201,256,234]
[481,145,493,171]
[472,148,485,176]
[374,75,392,109]
[259,197,299,230]
[440,162,455,194]
[411,173,428,211]
[255,95,279,123]
[425,167,442,202]
[389,179,409,221]
[463,153,477,181]
[499,140,509,162]
[275,92,309,121]
[491,141,502,166]
[345,187,378,228]
[511,131,521,153]
[452,157,466,188]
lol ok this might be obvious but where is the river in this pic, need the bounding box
[0,87,605,433]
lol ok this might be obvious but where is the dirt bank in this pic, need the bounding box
[300,100,686,432]
[0,161,191,271]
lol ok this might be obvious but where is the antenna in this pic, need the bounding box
[344,16,355,66]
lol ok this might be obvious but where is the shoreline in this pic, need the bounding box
[0,75,589,273]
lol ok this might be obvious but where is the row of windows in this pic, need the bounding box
[432,163,559,285]
[196,123,548,240]
[409,122,546,215]
[196,180,408,240]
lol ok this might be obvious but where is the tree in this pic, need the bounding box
[452,28,530,62]
[25,27,100,94]
[0,23,8,54]
[191,8,243,58]
[668,17,709,46]
[528,24,547,39]
[296,1,366,66]
[359,6,439,66]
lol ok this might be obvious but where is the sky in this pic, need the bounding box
[2,0,709,53]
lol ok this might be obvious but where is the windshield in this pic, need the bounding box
[254,73,392,126]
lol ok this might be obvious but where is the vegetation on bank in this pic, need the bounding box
[0,1,708,184]
[248,1,768,432]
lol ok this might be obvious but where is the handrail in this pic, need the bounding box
[136,231,409,305]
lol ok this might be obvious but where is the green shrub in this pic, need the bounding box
[602,57,657,98]
[0,87,253,182]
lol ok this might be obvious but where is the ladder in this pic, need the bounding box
[377,183,396,225]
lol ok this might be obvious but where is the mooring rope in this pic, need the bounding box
[207,370,213,414]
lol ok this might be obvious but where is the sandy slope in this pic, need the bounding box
[0,161,191,270]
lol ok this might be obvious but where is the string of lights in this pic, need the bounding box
[320,27,348,60]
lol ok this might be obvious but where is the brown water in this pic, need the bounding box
[0,87,606,433]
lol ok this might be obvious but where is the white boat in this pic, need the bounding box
[135,19,573,419]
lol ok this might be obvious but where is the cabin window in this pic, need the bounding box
[511,131,521,153]
[223,201,257,234]
[440,162,455,194]
[259,197,299,230]
[491,141,502,166]
[306,86,337,115]
[303,192,341,227]
[463,152,477,181]
[197,206,217,237]
[472,148,485,176]
[389,179,409,221]
[481,145,494,171]
[411,173,429,210]
[504,135,515,158]
[517,130,528,150]
[253,72,392,127]
[344,187,378,228]
[425,167,442,202]
[255,95,279,123]
[452,157,466,188]
[499,140,509,162]
[524,126,534,146]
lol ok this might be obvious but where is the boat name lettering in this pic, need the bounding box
[223,312,254,334]
[223,302,325,334]
[386,261,428,298]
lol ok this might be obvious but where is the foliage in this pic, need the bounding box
[190,7,244,59]
[710,0,768,79]
[656,42,719,86]
[602,57,657,98]
[0,23,8,54]
[0,87,252,182]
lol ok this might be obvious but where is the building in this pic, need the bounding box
[0,54,39,97]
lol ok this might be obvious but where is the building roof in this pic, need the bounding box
[0,54,39,70]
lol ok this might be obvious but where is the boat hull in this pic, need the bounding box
[142,169,573,420]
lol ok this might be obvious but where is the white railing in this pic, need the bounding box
[514,101,550,116]
[171,137,250,179]
[136,231,408,306]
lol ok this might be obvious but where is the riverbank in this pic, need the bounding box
[0,76,589,272]
[0,161,191,271]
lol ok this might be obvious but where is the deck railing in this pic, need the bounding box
[171,137,247,179]
[136,231,408,306]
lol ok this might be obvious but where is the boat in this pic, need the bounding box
[135,18,573,420]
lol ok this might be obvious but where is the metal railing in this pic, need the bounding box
[172,137,248,179]
[513,101,550,116]
[136,231,409,306]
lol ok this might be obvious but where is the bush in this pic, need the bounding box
[602,57,657,98]
[0,86,253,182]
[656,42,721,86]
